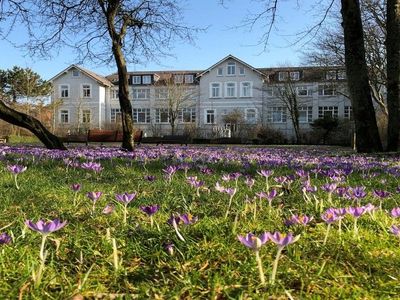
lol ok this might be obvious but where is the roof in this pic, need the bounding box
[197,54,266,77]
[50,65,113,87]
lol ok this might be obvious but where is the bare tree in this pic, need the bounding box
[0,0,198,151]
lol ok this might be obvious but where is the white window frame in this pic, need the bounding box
[81,109,91,124]
[210,82,221,98]
[111,89,119,100]
[155,88,168,100]
[72,70,80,77]
[110,108,121,123]
[217,67,223,76]
[184,74,194,83]
[142,75,151,84]
[298,106,313,123]
[318,106,339,118]
[318,85,336,96]
[59,109,69,124]
[240,82,252,97]
[133,108,151,123]
[174,74,184,84]
[344,106,353,120]
[133,88,150,100]
[267,107,287,123]
[82,84,92,98]
[204,109,216,124]
[290,71,300,81]
[296,86,310,97]
[155,108,170,123]
[278,72,288,81]
[245,108,257,123]
[59,84,70,98]
[132,76,141,84]
[179,107,196,123]
[265,88,274,97]
[225,82,237,98]
[239,66,245,76]
[227,62,236,76]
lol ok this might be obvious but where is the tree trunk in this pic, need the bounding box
[0,100,66,150]
[112,42,135,151]
[341,0,383,152]
[386,0,400,151]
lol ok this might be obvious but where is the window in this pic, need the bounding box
[267,107,287,123]
[227,62,236,75]
[82,110,91,124]
[133,108,150,123]
[179,108,196,123]
[239,67,245,75]
[337,70,347,80]
[60,85,69,98]
[82,84,91,98]
[217,67,223,76]
[297,86,310,97]
[111,89,119,99]
[184,75,194,83]
[344,106,353,120]
[298,106,313,123]
[279,72,288,81]
[142,75,151,84]
[210,83,221,98]
[318,106,338,118]
[205,109,215,124]
[132,76,141,84]
[174,74,184,84]
[155,108,169,123]
[155,88,168,100]
[240,82,252,97]
[72,70,80,77]
[290,71,300,81]
[111,108,121,123]
[326,70,337,80]
[318,85,336,96]
[265,88,274,97]
[245,108,257,123]
[133,88,150,100]
[225,82,236,97]
[60,110,69,123]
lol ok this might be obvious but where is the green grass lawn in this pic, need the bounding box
[1,145,400,299]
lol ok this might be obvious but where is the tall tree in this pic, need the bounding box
[0,0,198,151]
[341,0,382,152]
[386,0,400,151]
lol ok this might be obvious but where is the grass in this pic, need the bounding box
[1,144,400,299]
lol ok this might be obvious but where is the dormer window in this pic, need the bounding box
[72,70,80,77]
[290,71,300,81]
[239,67,245,75]
[132,76,141,84]
[142,75,151,84]
[184,74,194,83]
[174,74,184,84]
[227,62,236,75]
[278,72,288,81]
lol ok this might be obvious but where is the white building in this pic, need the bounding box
[51,55,351,142]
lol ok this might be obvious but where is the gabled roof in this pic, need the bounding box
[197,54,266,78]
[50,65,113,87]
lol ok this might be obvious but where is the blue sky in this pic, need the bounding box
[0,0,338,79]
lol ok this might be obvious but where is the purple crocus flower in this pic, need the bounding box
[321,183,337,193]
[391,207,400,218]
[215,182,226,192]
[102,204,115,215]
[115,192,137,205]
[7,165,27,174]
[268,232,300,248]
[321,210,339,224]
[164,242,175,255]
[373,189,391,199]
[255,191,267,199]
[347,206,367,218]
[257,170,273,178]
[237,232,269,251]
[87,191,103,202]
[224,188,237,197]
[140,205,160,216]
[0,232,11,245]
[390,225,400,237]
[81,162,103,173]
[25,219,67,235]
[285,215,313,226]
[163,165,178,181]
[179,213,198,225]
[144,175,156,182]
[200,167,213,175]
[351,186,367,199]
[71,184,81,192]
[187,176,204,188]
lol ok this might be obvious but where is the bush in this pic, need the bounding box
[256,125,287,144]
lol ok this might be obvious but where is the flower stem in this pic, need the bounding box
[123,206,127,225]
[253,202,257,220]
[112,238,119,271]
[224,195,234,219]
[255,250,265,285]
[173,220,185,241]
[353,218,358,239]
[14,175,19,190]
[323,224,331,246]
[150,216,154,228]
[39,235,47,263]
[270,247,283,285]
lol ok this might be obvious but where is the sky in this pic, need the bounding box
[0,0,338,80]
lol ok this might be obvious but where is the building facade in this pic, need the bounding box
[51,55,351,141]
